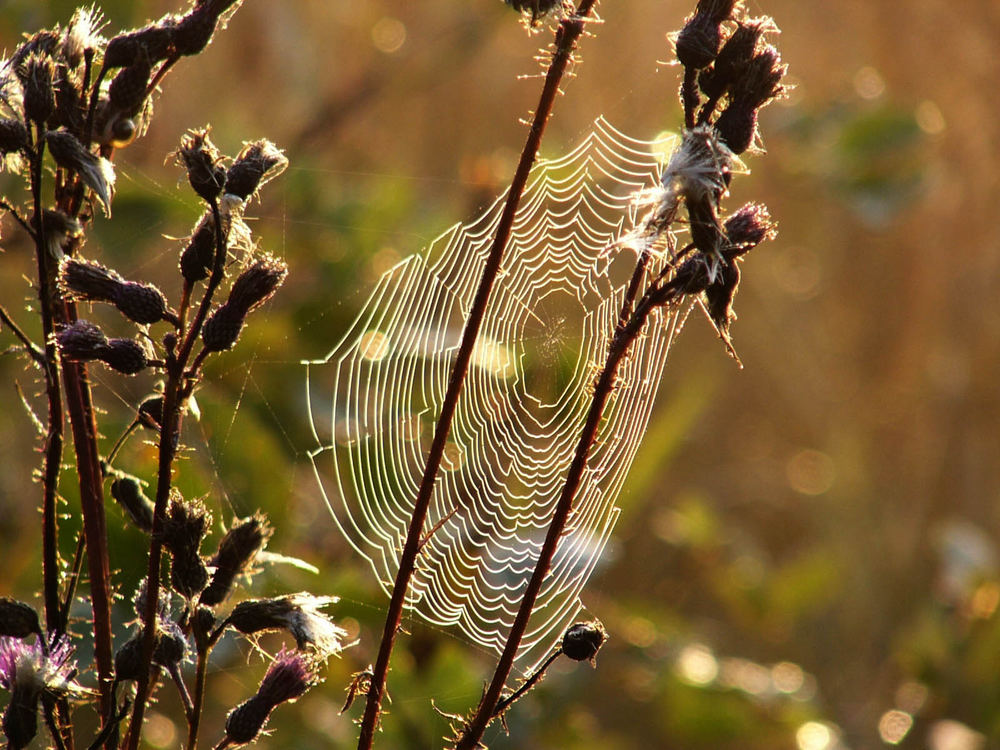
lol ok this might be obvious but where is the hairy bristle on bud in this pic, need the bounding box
[173,127,226,202]
[224,140,287,201]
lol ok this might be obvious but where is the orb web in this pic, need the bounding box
[305,118,688,668]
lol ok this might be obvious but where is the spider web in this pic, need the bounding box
[305,117,688,668]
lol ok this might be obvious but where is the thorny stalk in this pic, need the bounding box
[356,2,599,747]
[455,2,786,745]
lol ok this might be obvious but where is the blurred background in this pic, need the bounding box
[1,1,997,748]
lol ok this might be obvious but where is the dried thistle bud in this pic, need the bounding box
[63,6,105,69]
[202,255,287,352]
[695,0,737,23]
[22,53,55,125]
[705,260,741,333]
[101,337,149,374]
[41,209,82,260]
[662,126,736,204]
[699,18,775,101]
[226,594,347,656]
[0,119,29,155]
[173,6,219,57]
[200,514,273,606]
[108,55,152,118]
[223,650,318,746]
[2,685,39,750]
[110,475,155,532]
[103,18,178,69]
[723,202,775,258]
[152,619,188,669]
[180,211,224,283]
[225,140,288,201]
[674,13,721,70]
[137,394,164,430]
[113,635,143,682]
[161,491,211,557]
[504,0,564,24]
[56,319,108,360]
[226,255,288,313]
[44,129,115,215]
[173,128,226,202]
[0,600,40,640]
[170,550,210,599]
[59,257,170,325]
[561,620,607,664]
[200,303,245,353]
[190,606,216,652]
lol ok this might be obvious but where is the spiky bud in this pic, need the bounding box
[173,6,218,57]
[699,18,775,101]
[723,202,775,258]
[170,551,210,599]
[202,255,287,352]
[561,620,607,664]
[173,128,226,202]
[0,600,40,640]
[22,53,55,125]
[224,140,288,201]
[200,514,273,606]
[0,119,29,155]
[152,619,187,669]
[110,475,155,532]
[224,650,317,746]
[161,491,211,557]
[101,338,148,374]
[108,56,152,118]
[59,257,170,324]
[103,18,178,69]
[56,320,108,360]
[113,635,143,682]
[190,606,216,652]
[180,213,222,283]
[695,0,737,23]
[675,13,721,70]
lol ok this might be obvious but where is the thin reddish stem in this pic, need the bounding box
[355,4,599,748]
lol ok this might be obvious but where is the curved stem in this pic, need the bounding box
[355,5,599,748]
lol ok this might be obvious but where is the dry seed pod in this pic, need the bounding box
[561,620,607,664]
[110,475,155,532]
[0,599,41,640]
[173,127,226,202]
[200,514,273,606]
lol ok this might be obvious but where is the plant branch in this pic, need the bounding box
[355,4,599,748]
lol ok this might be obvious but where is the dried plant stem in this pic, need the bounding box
[186,649,210,750]
[28,131,65,641]
[455,290,659,750]
[128,198,228,750]
[355,5,598,748]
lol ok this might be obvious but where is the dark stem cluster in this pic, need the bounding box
[0,4,348,750]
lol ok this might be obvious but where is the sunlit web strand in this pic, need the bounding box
[305,117,688,669]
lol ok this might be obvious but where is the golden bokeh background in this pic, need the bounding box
[1,1,998,748]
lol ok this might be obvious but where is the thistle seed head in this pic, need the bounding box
[227,594,347,657]
[180,211,223,283]
[152,618,188,669]
[173,127,226,203]
[56,320,108,360]
[723,201,775,258]
[561,620,607,664]
[199,513,273,606]
[0,600,40,641]
[113,635,143,682]
[99,337,149,375]
[21,53,55,125]
[200,303,245,353]
[63,6,106,69]
[170,550,210,599]
[224,140,288,201]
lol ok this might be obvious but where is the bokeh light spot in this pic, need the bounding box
[676,643,718,686]
[786,449,836,496]
[372,17,406,54]
[915,100,946,135]
[796,721,836,750]
[853,66,886,99]
[878,710,913,745]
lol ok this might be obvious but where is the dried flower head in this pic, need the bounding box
[63,6,106,68]
[59,256,171,325]
[561,620,607,664]
[201,255,288,352]
[223,649,318,746]
[0,636,89,701]
[44,129,115,215]
[200,513,273,606]
[723,201,775,258]
[662,125,740,206]
[224,139,288,202]
[674,12,722,70]
[161,490,211,557]
[21,53,55,125]
[173,127,226,202]
[103,16,178,69]
[0,601,40,641]
[226,594,347,657]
